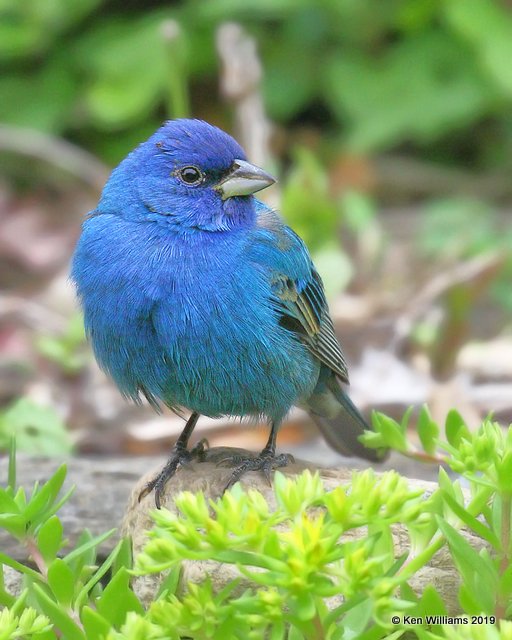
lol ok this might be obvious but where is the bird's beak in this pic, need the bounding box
[215,159,276,200]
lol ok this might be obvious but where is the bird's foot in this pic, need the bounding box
[138,438,209,508]
[218,450,294,493]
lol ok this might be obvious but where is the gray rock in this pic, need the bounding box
[122,449,482,614]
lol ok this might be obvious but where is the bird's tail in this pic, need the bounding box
[306,374,388,462]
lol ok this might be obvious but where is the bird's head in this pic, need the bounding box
[99,119,275,231]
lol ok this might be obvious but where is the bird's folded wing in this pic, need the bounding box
[252,204,349,383]
[270,269,349,383]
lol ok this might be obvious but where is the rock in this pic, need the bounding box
[121,447,483,614]
[3,566,23,598]
[0,454,161,562]
[0,451,485,616]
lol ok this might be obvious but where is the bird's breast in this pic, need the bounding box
[73,215,318,418]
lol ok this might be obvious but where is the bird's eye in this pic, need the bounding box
[176,166,204,186]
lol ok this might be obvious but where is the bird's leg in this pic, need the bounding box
[222,421,294,493]
[138,412,207,508]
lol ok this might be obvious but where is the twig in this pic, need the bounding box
[216,23,273,171]
[0,125,109,191]
[0,294,69,333]
[160,19,189,119]
[374,155,512,201]
[391,252,505,351]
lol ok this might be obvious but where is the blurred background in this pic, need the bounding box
[0,0,511,474]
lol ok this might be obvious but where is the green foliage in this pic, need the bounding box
[281,148,341,252]
[0,398,73,456]
[3,412,512,638]
[324,29,496,153]
[0,442,134,639]
[441,622,512,640]
[0,608,51,639]
[444,0,512,98]
[280,148,354,297]
[281,153,382,298]
[419,198,498,259]
[36,313,88,375]
[367,407,512,620]
[418,197,512,311]
[75,11,189,130]
[2,0,512,166]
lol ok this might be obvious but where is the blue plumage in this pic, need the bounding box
[72,119,385,504]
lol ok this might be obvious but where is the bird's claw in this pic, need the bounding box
[180,438,209,468]
[215,454,248,467]
[138,438,210,508]
[222,451,294,493]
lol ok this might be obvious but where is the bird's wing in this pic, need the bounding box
[251,205,349,383]
[270,268,349,383]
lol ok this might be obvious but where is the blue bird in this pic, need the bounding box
[71,119,386,506]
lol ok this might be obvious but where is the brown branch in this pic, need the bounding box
[216,23,274,172]
[0,125,109,191]
[392,252,506,351]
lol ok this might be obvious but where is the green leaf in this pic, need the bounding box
[419,198,497,261]
[269,621,286,640]
[0,20,46,61]
[311,245,352,300]
[66,530,97,576]
[496,451,512,495]
[324,593,367,629]
[0,55,76,133]
[111,536,133,576]
[74,536,125,609]
[499,563,512,599]
[441,490,500,549]
[436,517,497,613]
[36,314,86,376]
[323,31,496,152]
[64,528,116,565]
[417,405,439,455]
[78,14,172,129]
[156,565,182,599]
[280,147,340,253]
[23,465,69,530]
[32,584,86,640]
[37,516,64,564]
[437,470,464,508]
[444,410,471,448]
[264,38,317,120]
[400,406,414,432]
[0,512,26,540]
[0,551,42,582]
[0,399,73,456]
[80,607,111,640]
[414,584,447,622]
[341,189,377,232]
[47,559,76,607]
[359,429,387,451]
[294,591,316,622]
[8,437,16,490]
[444,0,512,97]
[96,567,144,627]
[0,487,20,515]
[287,626,305,640]
[372,413,408,452]
[340,598,373,638]
[351,625,398,640]
[0,0,101,62]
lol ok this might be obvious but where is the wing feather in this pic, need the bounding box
[254,206,349,383]
[271,270,349,383]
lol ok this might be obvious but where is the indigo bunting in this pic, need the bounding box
[72,119,386,506]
